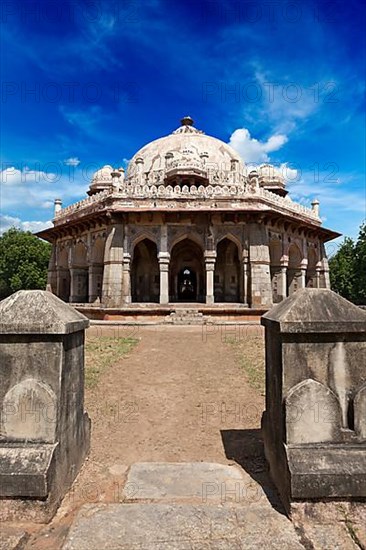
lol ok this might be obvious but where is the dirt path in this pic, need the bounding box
[25,324,266,549]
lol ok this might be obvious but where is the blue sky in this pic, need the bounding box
[1,0,365,252]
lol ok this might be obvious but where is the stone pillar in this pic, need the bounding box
[122,252,131,304]
[315,266,321,288]
[0,290,90,522]
[278,261,288,302]
[88,265,103,303]
[158,252,170,304]
[299,259,307,289]
[261,289,366,513]
[248,223,273,308]
[204,251,216,304]
[242,256,249,305]
[46,246,57,294]
[102,221,124,307]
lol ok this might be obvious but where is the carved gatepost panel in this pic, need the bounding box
[261,288,366,513]
[0,290,91,522]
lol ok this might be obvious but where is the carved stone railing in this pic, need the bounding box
[54,180,320,222]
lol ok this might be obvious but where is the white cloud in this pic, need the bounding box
[228,128,288,163]
[64,157,81,167]
[0,215,52,235]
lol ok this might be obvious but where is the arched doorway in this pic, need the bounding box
[306,248,318,288]
[57,247,70,302]
[269,239,282,303]
[131,239,159,303]
[214,238,240,302]
[170,239,205,302]
[72,242,89,302]
[287,244,302,295]
[89,237,105,302]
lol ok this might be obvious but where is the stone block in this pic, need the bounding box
[0,290,91,522]
[261,289,366,512]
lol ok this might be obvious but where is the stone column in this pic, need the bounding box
[299,259,307,289]
[248,223,273,308]
[278,261,288,302]
[69,267,78,303]
[122,252,131,303]
[315,266,321,288]
[88,265,102,303]
[204,251,216,305]
[242,256,249,305]
[46,246,57,294]
[102,221,124,307]
[158,252,170,304]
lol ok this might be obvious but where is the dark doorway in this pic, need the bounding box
[170,238,205,302]
[131,239,159,303]
[214,238,240,302]
[178,267,197,301]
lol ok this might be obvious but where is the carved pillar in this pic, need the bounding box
[102,220,124,307]
[248,223,273,308]
[278,260,288,302]
[158,252,170,304]
[299,259,308,289]
[122,253,131,303]
[242,256,249,306]
[88,265,103,303]
[46,245,57,294]
[204,251,216,305]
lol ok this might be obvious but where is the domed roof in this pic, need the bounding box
[126,117,244,181]
[88,165,113,195]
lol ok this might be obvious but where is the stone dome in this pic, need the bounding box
[126,117,244,184]
[88,165,113,195]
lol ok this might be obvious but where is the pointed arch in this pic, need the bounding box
[169,238,205,302]
[131,238,159,302]
[287,243,303,295]
[214,238,240,302]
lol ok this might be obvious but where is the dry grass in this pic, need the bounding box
[85,335,139,388]
[225,327,265,393]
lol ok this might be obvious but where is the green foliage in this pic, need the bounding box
[329,222,366,304]
[0,228,51,299]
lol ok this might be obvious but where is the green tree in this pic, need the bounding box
[329,236,356,302]
[0,228,51,299]
[353,222,366,304]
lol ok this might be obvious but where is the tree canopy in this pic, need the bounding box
[0,228,51,300]
[329,222,366,305]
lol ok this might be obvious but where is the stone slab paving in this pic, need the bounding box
[122,462,264,504]
[62,503,305,550]
[62,462,361,549]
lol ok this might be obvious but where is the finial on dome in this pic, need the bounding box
[181,116,194,126]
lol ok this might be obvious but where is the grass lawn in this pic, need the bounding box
[225,328,265,393]
[85,335,139,388]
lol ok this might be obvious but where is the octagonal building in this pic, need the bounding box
[37,117,339,320]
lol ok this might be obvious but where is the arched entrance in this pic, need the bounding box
[170,239,204,302]
[57,247,70,302]
[287,244,302,295]
[306,248,318,288]
[269,239,282,303]
[131,239,159,303]
[214,238,240,302]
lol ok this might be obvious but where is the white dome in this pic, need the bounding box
[126,117,244,182]
[88,165,113,195]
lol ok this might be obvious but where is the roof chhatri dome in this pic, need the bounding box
[126,117,244,181]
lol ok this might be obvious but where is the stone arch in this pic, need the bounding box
[169,238,205,302]
[73,240,88,267]
[169,231,205,255]
[2,379,57,443]
[57,245,70,302]
[71,241,89,303]
[216,233,242,256]
[131,231,158,255]
[287,243,303,295]
[286,379,342,444]
[306,247,318,288]
[90,236,105,302]
[131,238,159,303]
[269,238,283,303]
[214,238,240,302]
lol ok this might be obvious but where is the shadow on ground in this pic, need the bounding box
[221,428,286,515]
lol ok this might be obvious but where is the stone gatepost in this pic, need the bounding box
[261,288,366,513]
[0,290,91,522]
